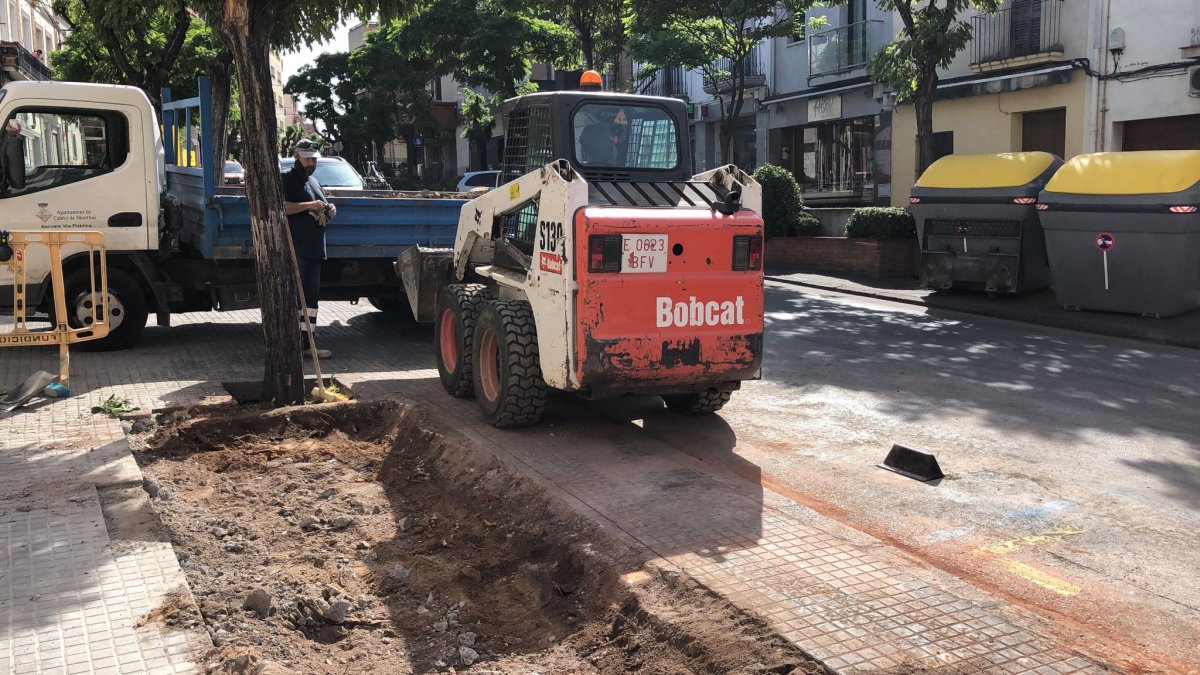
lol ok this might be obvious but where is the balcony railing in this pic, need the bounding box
[643,66,690,99]
[702,48,766,95]
[971,0,1063,66]
[0,41,52,81]
[808,20,886,81]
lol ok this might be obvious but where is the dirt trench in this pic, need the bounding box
[133,399,826,675]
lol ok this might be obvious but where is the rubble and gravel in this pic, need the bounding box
[134,400,825,674]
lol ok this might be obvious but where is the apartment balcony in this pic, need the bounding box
[643,66,690,99]
[0,41,52,82]
[808,20,887,84]
[702,49,766,96]
[971,0,1064,72]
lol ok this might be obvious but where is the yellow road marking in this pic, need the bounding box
[992,558,1081,596]
[979,525,1085,556]
[974,525,1085,597]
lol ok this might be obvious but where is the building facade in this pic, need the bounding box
[0,0,67,83]
[889,0,1200,206]
[762,0,894,207]
[270,52,303,133]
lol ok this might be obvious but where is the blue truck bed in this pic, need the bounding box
[163,77,464,262]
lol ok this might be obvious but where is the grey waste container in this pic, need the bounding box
[910,152,1062,294]
[1038,151,1200,318]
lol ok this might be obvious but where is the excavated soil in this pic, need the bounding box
[133,399,825,674]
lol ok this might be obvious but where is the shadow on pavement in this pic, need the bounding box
[763,284,1200,448]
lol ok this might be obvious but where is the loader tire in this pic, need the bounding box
[472,300,547,428]
[434,283,489,397]
[663,389,732,415]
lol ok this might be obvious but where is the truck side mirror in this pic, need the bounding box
[1,132,27,191]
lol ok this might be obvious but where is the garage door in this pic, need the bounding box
[1122,114,1200,151]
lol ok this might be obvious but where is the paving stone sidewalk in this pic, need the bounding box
[2,302,1122,673]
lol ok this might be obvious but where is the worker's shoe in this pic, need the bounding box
[304,347,332,359]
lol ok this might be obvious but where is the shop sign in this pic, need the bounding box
[808,94,842,122]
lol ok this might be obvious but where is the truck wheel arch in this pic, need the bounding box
[49,252,165,315]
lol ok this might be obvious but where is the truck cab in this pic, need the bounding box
[0,81,162,347]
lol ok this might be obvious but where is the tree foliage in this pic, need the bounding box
[630,0,810,164]
[285,0,577,174]
[51,0,199,109]
[532,0,627,75]
[866,0,999,172]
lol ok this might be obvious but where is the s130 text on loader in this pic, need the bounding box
[399,71,765,428]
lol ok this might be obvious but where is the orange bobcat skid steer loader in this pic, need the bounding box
[399,75,764,428]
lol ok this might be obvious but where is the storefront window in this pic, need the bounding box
[731,124,757,172]
[782,116,875,197]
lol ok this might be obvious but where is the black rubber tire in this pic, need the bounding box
[433,283,489,397]
[472,300,547,428]
[367,295,414,321]
[663,389,732,415]
[58,267,148,352]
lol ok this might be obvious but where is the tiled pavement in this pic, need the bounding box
[2,301,1116,673]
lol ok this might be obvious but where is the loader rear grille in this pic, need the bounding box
[925,219,1022,238]
[588,181,724,208]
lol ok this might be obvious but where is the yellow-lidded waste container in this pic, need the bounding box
[910,152,1062,294]
[1038,150,1200,318]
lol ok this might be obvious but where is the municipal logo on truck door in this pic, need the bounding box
[36,204,52,222]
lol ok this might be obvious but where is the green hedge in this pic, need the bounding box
[845,207,917,239]
[788,212,822,237]
[752,164,814,237]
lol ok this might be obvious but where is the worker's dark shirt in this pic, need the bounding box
[282,164,328,260]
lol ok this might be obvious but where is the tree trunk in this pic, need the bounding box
[207,47,234,185]
[913,67,939,174]
[219,0,305,405]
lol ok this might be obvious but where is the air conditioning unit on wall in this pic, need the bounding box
[1190,66,1200,98]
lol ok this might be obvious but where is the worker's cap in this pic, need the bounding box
[293,139,322,159]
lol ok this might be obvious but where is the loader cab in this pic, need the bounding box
[496,90,693,259]
[500,91,693,186]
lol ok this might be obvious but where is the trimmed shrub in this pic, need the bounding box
[752,164,806,238]
[788,212,822,237]
[845,207,917,239]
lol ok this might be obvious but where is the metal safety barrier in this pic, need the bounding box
[0,230,109,387]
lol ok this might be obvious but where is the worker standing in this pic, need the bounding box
[282,139,335,358]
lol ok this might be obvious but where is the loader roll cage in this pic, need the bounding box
[496,92,693,258]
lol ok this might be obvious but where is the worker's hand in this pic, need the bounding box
[305,200,324,211]
[323,204,337,224]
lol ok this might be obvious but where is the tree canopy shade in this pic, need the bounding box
[867,0,1000,171]
[184,0,410,406]
[51,0,198,110]
[629,0,811,164]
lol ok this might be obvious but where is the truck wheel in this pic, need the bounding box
[434,283,489,397]
[59,267,149,352]
[663,389,732,415]
[472,300,547,428]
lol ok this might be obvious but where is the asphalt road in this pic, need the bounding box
[587,281,1200,668]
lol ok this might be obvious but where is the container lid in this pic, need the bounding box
[914,152,1059,189]
[1044,150,1200,195]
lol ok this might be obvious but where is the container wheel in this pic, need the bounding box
[57,267,148,352]
[663,389,732,415]
[472,300,547,428]
[433,283,489,397]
